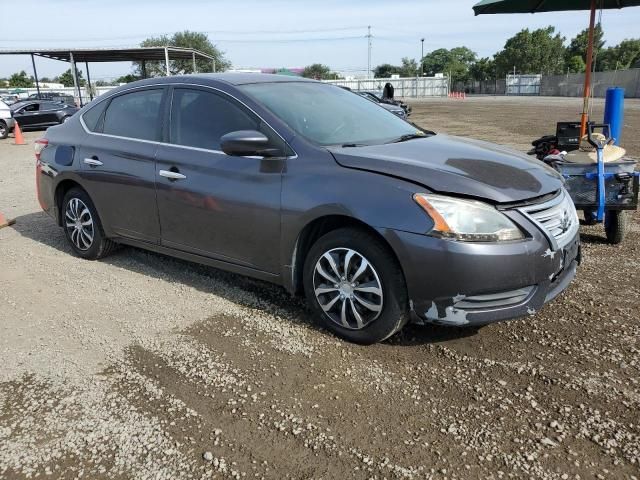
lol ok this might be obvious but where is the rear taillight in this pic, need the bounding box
[34,138,48,161]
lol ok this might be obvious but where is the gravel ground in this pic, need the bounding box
[1,96,639,480]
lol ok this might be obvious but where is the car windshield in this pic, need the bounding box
[240,82,423,147]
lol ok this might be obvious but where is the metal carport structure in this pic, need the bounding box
[0,47,217,106]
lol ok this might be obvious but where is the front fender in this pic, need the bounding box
[279,148,434,291]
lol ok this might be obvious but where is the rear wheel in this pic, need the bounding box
[303,228,409,344]
[604,210,627,244]
[62,188,117,259]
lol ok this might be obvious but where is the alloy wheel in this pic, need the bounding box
[312,248,383,330]
[65,197,94,251]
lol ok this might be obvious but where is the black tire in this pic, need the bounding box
[0,121,8,140]
[604,210,627,245]
[62,187,117,259]
[583,209,598,226]
[303,227,409,344]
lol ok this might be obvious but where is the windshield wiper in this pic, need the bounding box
[389,133,426,144]
[340,143,368,148]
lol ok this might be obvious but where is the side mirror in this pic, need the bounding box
[220,130,282,158]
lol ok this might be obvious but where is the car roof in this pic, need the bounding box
[188,73,317,85]
[12,99,67,108]
[122,73,318,90]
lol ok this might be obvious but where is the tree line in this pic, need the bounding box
[2,27,639,88]
[373,25,640,84]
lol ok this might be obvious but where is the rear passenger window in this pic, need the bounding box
[170,88,259,151]
[82,100,108,132]
[102,89,163,141]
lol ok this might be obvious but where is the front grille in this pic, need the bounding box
[454,286,534,310]
[518,189,579,249]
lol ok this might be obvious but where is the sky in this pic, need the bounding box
[1,0,640,81]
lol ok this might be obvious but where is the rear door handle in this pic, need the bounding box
[83,157,103,166]
[159,169,187,180]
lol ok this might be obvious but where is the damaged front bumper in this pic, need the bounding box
[380,222,580,328]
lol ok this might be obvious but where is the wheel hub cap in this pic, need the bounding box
[313,248,383,330]
[64,197,94,251]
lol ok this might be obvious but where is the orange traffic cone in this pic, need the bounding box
[0,211,15,229]
[13,121,25,145]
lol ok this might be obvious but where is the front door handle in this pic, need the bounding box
[83,157,103,166]
[159,169,187,180]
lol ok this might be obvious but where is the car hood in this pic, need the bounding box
[328,134,563,203]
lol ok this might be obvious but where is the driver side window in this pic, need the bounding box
[170,88,261,151]
[24,103,40,112]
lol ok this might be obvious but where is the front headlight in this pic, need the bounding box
[413,193,524,242]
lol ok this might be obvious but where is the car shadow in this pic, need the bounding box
[10,211,477,346]
[579,232,609,244]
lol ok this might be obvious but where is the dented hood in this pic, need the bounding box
[328,134,562,203]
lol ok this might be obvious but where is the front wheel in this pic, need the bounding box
[583,209,598,226]
[0,121,8,139]
[62,188,117,259]
[303,228,409,344]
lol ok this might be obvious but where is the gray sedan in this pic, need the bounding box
[35,74,579,344]
[355,91,407,118]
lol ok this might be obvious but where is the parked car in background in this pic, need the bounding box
[35,74,579,344]
[358,90,411,116]
[28,92,76,107]
[11,100,78,129]
[0,99,16,139]
[355,91,407,119]
[1,94,20,106]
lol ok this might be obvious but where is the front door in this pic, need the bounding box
[14,102,40,127]
[155,87,285,274]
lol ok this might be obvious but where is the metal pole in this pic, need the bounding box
[164,47,170,76]
[141,60,147,79]
[420,38,424,76]
[192,52,197,73]
[580,0,597,138]
[69,52,82,107]
[85,61,93,101]
[367,26,372,79]
[30,53,41,99]
[212,59,216,73]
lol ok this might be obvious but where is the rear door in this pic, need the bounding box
[154,86,285,273]
[77,87,166,243]
[39,102,63,125]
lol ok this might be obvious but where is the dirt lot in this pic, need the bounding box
[1,96,639,480]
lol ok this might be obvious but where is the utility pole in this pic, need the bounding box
[367,26,372,79]
[420,38,424,76]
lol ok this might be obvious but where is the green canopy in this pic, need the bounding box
[473,0,640,15]
[473,0,640,137]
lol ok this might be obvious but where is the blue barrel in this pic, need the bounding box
[604,87,625,145]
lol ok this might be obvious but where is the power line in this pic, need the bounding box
[0,25,370,43]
